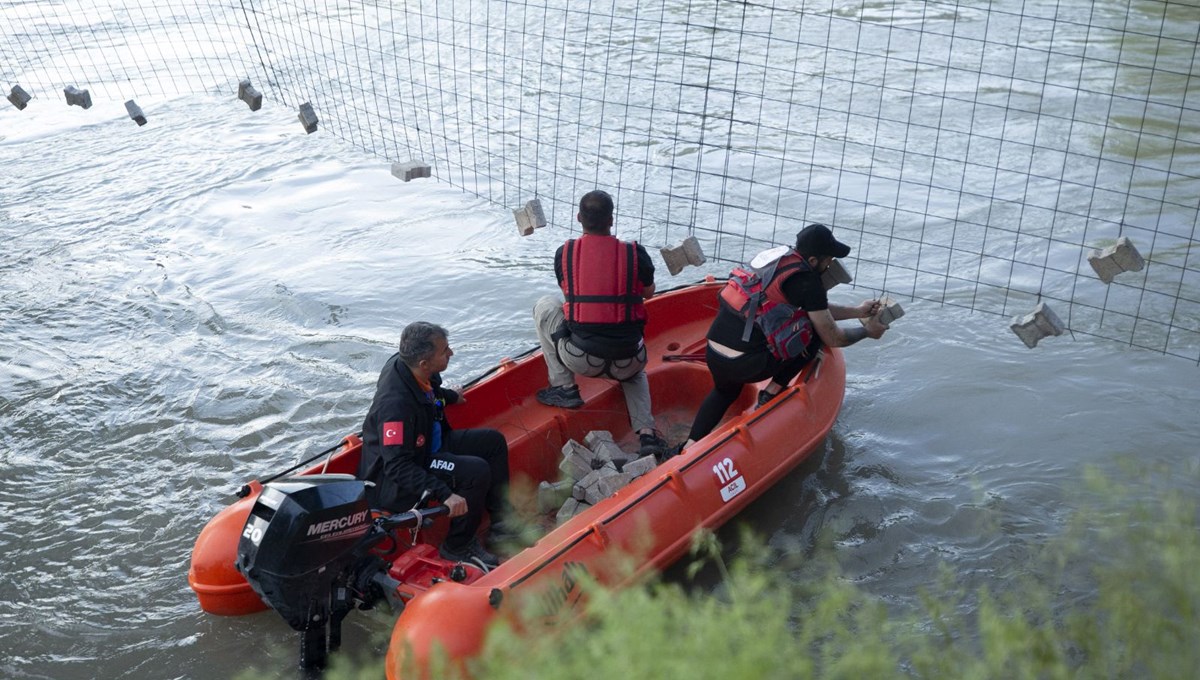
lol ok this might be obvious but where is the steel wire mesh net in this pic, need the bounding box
[3,0,1198,361]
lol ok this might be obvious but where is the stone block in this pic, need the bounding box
[559,439,594,482]
[590,440,629,467]
[622,455,657,479]
[391,160,431,182]
[556,497,587,525]
[877,297,905,325]
[583,430,614,449]
[8,85,31,110]
[573,468,602,501]
[659,236,707,276]
[1010,302,1066,349]
[237,79,262,111]
[297,102,318,134]
[861,296,905,327]
[537,479,573,514]
[125,100,147,126]
[583,465,624,508]
[821,259,852,290]
[591,472,634,503]
[513,199,546,236]
[63,85,92,109]
[1087,236,1145,284]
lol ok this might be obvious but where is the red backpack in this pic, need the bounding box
[718,248,815,361]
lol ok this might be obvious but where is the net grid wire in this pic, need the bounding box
[3,0,1198,362]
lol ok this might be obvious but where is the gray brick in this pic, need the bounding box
[514,199,546,236]
[821,259,852,290]
[1087,236,1145,284]
[556,497,584,525]
[125,100,147,126]
[572,468,602,501]
[8,85,31,110]
[537,479,573,514]
[583,430,614,449]
[559,439,594,482]
[622,455,657,478]
[237,79,262,111]
[297,102,318,133]
[659,236,706,276]
[861,296,905,327]
[1010,302,1065,349]
[593,472,634,502]
[591,440,629,467]
[391,160,432,182]
[63,85,91,109]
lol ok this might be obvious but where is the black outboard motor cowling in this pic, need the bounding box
[235,474,374,669]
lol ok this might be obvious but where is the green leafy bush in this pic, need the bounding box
[242,467,1200,679]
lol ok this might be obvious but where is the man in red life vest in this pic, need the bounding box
[670,223,889,456]
[532,190,667,456]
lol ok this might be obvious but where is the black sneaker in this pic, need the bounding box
[657,442,684,463]
[756,389,781,409]
[537,385,584,409]
[487,520,534,555]
[439,537,500,568]
[637,431,667,458]
[487,519,524,546]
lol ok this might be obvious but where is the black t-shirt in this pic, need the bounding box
[554,240,655,358]
[708,267,828,351]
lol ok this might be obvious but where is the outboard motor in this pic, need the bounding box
[235,474,380,670]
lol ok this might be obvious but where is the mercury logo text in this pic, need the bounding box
[307,510,369,536]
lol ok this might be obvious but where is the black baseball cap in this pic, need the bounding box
[795,223,851,258]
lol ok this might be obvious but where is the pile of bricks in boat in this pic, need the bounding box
[537,431,658,524]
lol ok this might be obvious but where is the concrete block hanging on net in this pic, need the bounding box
[1087,236,1145,284]
[822,259,853,290]
[237,80,262,111]
[1010,302,1065,349]
[392,161,431,182]
[63,85,92,109]
[125,100,147,126]
[659,236,706,275]
[8,85,31,110]
[513,199,546,236]
[297,102,318,134]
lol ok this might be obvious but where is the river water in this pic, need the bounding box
[2,4,1198,680]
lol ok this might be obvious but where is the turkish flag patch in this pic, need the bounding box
[382,421,404,446]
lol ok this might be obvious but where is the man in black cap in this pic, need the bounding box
[671,223,889,452]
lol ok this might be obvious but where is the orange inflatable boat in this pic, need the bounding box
[188,279,846,676]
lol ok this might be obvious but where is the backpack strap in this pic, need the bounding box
[740,254,785,342]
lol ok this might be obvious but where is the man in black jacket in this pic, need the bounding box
[357,321,509,568]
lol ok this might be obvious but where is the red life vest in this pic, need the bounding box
[720,250,809,316]
[559,235,647,325]
[762,252,809,307]
[718,249,815,361]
